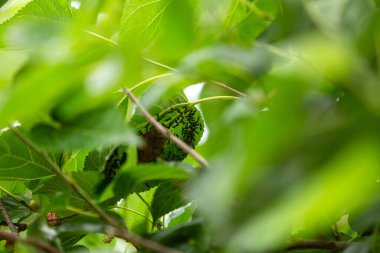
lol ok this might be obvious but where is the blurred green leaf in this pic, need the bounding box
[151,181,185,225]
[0,50,28,90]
[0,0,32,24]
[0,0,72,47]
[223,0,279,43]
[30,106,138,151]
[62,150,89,173]
[167,203,193,229]
[0,196,31,222]
[228,139,380,252]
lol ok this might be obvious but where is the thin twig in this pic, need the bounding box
[210,81,247,97]
[123,88,209,169]
[0,199,18,234]
[0,230,59,253]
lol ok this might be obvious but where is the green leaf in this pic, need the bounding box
[116,189,155,234]
[114,164,190,197]
[62,150,89,173]
[151,181,185,224]
[36,171,100,209]
[83,147,112,172]
[0,180,27,196]
[2,0,71,23]
[179,44,272,85]
[30,106,139,151]
[0,0,72,47]
[150,0,195,61]
[0,64,77,129]
[167,203,194,228]
[223,0,280,43]
[0,129,54,180]
[119,0,166,46]
[0,0,32,24]
[0,196,31,222]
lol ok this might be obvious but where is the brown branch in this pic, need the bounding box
[123,88,209,169]
[0,230,59,253]
[0,200,18,234]
[286,239,350,251]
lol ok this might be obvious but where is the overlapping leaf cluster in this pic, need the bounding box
[0,0,379,252]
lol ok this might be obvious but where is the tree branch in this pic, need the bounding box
[123,88,209,169]
[286,239,350,251]
[0,199,18,234]
[0,230,59,253]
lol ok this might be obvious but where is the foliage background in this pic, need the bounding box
[0,0,380,252]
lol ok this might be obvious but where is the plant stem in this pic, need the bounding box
[143,57,177,71]
[136,192,153,213]
[130,73,173,91]
[190,96,240,105]
[112,206,154,225]
[83,29,119,47]
[0,199,18,234]
[123,88,209,169]
[0,230,60,253]
[210,81,247,97]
